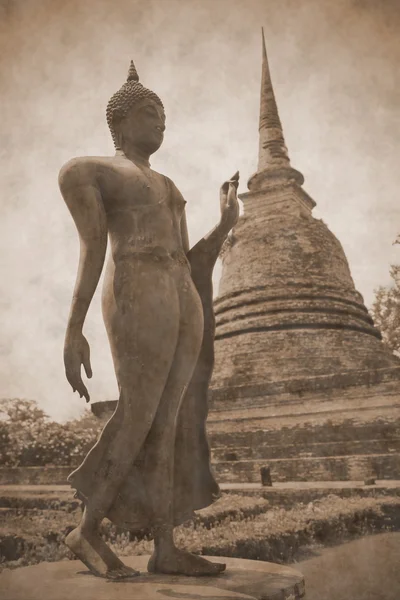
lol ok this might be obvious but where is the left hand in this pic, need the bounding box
[64,330,92,403]
[220,171,240,232]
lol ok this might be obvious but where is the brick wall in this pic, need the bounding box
[212,183,399,391]
[208,181,400,483]
[207,379,400,483]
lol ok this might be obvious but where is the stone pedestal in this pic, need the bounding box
[0,555,305,600]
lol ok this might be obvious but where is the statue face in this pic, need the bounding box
[118,99,166,155]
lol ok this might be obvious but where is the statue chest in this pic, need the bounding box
[103,171,168,213]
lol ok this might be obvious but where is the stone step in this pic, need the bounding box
[208,419,400,447]
[211,438,400,461]
[220,481,400,507]
[212,453,400,483]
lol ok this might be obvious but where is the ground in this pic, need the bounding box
[300,532,400,600]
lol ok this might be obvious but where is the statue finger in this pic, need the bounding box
[221,172,239,195]
[227,182,238,205]
[83,388,90,403]
[76,380,90,403]
[229,173,239,190]
[220,181,230,195]
[65,367,81,391]
[65,368,89,401]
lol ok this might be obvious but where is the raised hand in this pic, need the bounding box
[219,171,240,233]
[64,330,92,402]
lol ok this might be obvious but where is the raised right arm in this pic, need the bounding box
[59,159,108,401]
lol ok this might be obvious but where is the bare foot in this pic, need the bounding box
[148,546,226,576]
[65,527,140,580]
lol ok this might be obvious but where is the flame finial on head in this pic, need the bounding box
[127,60,139,83]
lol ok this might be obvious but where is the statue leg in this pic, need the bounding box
[145,273,226,576]
[66,261,182,579]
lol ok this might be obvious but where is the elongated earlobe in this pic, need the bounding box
[112,119,124,151]
[115,131,123,151]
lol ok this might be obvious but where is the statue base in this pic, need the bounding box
[0,555,305,600]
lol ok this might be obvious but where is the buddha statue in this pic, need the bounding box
[58,60,239,579]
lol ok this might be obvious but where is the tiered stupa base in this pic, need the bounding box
[210,182,400,484]
[208,365,400,484]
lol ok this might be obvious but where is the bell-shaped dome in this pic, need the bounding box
[211,31,400,394]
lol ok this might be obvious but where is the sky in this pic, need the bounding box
[0,0,399,421]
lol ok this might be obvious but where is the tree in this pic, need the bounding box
[0,398,101,467]
[371,265,400,355]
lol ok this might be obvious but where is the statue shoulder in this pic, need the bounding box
[163,175,186,204]
[58,156,101,192]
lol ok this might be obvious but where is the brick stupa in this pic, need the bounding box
[207,31,400,484]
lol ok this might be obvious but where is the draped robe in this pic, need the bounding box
[67,181,222,531]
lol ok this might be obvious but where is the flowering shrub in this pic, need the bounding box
[0,398,101,467]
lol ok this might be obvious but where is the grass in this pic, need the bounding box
[1,493,399,571]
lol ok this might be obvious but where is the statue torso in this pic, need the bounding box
[74,155,186,263]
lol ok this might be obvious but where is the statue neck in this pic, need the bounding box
[116,146,151,168]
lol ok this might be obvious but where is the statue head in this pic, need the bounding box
[106,61,165,156]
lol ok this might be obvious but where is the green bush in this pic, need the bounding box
[0,398,101,467]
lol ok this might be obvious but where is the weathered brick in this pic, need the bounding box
[209,174,400,483]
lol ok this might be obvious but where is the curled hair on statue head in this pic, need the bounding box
[106,60,164,149]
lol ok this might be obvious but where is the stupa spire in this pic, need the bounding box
[258,28,290,170]
[248,29,304,190]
